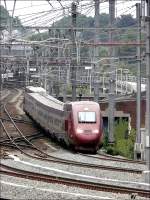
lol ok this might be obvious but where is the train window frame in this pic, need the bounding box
[78,111,96,123]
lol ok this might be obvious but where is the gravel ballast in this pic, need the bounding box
[1,175,149,200]
[1,153,149,191]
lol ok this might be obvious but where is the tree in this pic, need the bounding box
[116,14,136,28]
[98,13,109,27]
[0,5,10,27]
[0,5,23,31]
[27,12,144,62]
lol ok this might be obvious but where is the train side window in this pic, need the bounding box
[65,120,68,131]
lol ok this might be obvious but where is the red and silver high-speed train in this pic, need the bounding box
[24,86,103,152]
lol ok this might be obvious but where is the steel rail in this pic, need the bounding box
[0,132,44,144]
[0,89,18,107]
[78,153,146,165]
[0,117,33,124]
[97,152,146,165]
[0,119,45,158]
[1,121,142,174]
[1,104,144,174]
[3,104,50,157]
[0,116,142,174]
[0,142,35,149]
[0,164,149,198]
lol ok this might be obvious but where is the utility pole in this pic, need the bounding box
[134,3,142,160]
[0,29,2,136]
[35,48,39,86]
[0,30,2,92]
[48,29,53,95]
[0,64,2,91]
[144,0,150,184]
[42,50,46,90]
[108,0,115,144]
[71,2,77,101]
[141,0,146,26]
[26,56,30,87]
[24,44,30,87]
[93,0,100,102]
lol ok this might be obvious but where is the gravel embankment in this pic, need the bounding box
[47,149,146,171]
[0,90,9,100]
[1,152,148,191]
[1,175,149,200]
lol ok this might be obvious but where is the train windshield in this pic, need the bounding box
[78,112,96,123]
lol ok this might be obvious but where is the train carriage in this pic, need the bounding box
[24,87,103,152]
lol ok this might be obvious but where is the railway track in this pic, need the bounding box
[0,117,33,124]
[0,89,10,101]
[78,152,146,165]
[0,132,44,149]
[0,104,144,174]
[1,121,141,174]
[1,97,145,167]
[1,115,142,174]
[0,95,146,177]
[0,88,19,105]
[97,152,146,164]
[1,92,148,199]
[0,113,48,158]
[0,163,149,198]
[0,89,47,154]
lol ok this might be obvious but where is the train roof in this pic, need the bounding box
[26,86,46,94]
[28,93,64,111]
[68,101,100,107]
[127,82,146,92]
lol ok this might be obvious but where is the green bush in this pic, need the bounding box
[106,146,119,156]
[103,119,136,159]
[103,132,108,148]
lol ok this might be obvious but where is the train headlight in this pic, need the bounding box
[76,129,83,133]
[93,129,99,134]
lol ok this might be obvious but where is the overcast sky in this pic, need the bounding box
[1,0,142,26]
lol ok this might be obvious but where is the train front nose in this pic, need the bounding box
[75,128,100,144]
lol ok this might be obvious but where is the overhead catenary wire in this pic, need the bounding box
[21,4,95,28]
[21,2,94,26]
[46,0,54,8]
[7,0,17,39]
[1,1,144,71]
[57,0,65,10]
[21,12,53,25]
[11,0,16,19]
[9,1,138,28]
[2,0,138,29]
[3,1,94,27]
[3,0,7,11]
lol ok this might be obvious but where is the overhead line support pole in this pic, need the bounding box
[0,30,2,92]
[134,3,142,160]
[144,0,150,184]
[71,2,77,101]
[108,0,115,144]
[93,0,100,102]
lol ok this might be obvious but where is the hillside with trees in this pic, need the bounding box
[1,4,145,77]
[0,5,23,33]
[28,13,137,42]
[28,12,146,76]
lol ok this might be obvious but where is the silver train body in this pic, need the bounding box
[24,88,70,144]
[24,86,103,151]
